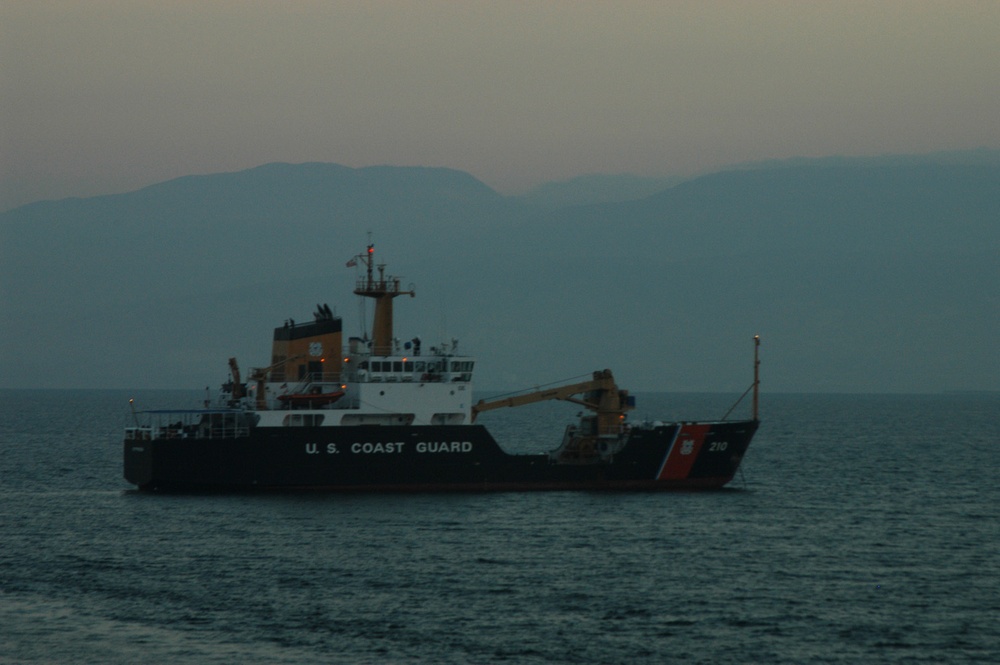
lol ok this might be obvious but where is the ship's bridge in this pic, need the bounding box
[340,336,473,384]
[344,355,475,384]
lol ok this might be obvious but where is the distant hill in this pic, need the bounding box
[723,147,1000,172]
[2,153,997,394]
[517,173,684,209]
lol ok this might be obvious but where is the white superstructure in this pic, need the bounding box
[219,243,475,427]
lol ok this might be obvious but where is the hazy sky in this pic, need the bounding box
[2,1,998,209]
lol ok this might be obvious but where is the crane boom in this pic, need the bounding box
[471,369,633,436]
[248,354,306,410]
[227,357,244,400]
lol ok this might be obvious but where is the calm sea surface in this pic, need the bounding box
[1,390,998,664]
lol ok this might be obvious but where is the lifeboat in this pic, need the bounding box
[276,390,345,408]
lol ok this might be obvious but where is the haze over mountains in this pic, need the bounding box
[2,151,997,394]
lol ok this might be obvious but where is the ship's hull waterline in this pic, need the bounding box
[125,420,758,492]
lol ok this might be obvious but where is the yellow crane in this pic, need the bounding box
[472,370,634,460]
[227,355,307,410]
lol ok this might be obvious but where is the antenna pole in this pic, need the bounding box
[365,243,374,287]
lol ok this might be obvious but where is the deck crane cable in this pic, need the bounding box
[720,382,755,421]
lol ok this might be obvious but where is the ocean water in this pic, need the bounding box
[1,389,998,664]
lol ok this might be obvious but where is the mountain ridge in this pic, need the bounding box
[2,152,997,392]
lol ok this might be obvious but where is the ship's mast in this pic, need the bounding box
[752,334,761,421]
[352,244,414,356]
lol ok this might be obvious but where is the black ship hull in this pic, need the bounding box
[124,420,758,492]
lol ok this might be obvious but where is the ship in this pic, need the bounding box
[124,243,760,492]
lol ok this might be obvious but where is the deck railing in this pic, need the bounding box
[125,411,254,441]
